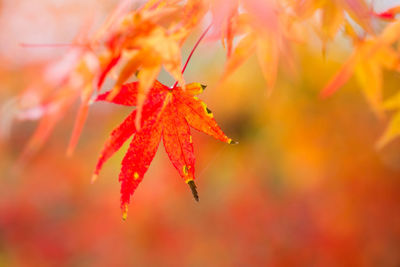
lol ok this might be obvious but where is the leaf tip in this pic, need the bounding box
[122,205,128,220]
[228,139,239,145]
[186,83,207,95]
[186,179,199,202]
[91,174,99,184]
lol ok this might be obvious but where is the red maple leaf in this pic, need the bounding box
[93,80,236,219]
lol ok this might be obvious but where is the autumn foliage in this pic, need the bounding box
[95,80,235,218]
[5,0,400,219]
[3,0,400,265]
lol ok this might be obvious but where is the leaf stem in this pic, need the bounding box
[19,43,87,48]
[173,23,212,88]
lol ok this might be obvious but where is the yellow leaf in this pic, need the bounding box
[256,36,279,95]
[321,3,344,41]
[377,111,400,148]
[138,27,185,88]
[383,91,400,111]
[375,46,400,71]
[355,58,384,117]
[113,50,145,92]
[379,20,400,46]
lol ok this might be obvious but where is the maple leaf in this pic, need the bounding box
[16,0,207,162]
[18,48,99,163]
[321,21,400,117]
[93,0,210,133]
[94,80,236,219]
[217,0,301,95]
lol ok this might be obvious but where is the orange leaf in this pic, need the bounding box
[66,101,90,157]
[220,33,257,83]
[256,36,279,95]
[320,51,358,98]
[97,54,121,90]
[341,0,373,33]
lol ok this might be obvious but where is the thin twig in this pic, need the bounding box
[172,23,212,88]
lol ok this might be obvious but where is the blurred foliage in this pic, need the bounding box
[1,0,400,266]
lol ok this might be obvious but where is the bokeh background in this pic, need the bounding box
[1,0,400,266]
